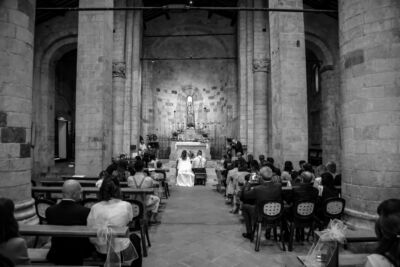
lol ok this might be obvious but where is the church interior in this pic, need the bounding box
[0,0,400,266]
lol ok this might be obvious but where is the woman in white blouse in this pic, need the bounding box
[87,176,142,267]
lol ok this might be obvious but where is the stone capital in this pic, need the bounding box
[252,58,270,73]
[112,62,126,78]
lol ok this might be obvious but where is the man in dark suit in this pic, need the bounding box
[287,171,319,205]
[240,166,282,241]
[46,180,94,265]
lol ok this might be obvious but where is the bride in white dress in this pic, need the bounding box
[176,150,195,187]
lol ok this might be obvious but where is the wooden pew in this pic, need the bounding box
[62,176,99,181]
[22,225,128,266]
[144,168,170,172]
[344,228,377,243]
[32,186,154,202]
[41,180,128,188]
[20,224,128,237]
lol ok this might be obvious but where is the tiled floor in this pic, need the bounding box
[143,181,311,267]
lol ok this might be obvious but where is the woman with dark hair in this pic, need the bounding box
[281,161,294,181]
[319,172,338,200]
[176,150,195,187]
[0,198,29,265]
[366,199,400,267]
[87,176,142,266]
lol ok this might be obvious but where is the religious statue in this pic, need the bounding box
[186,95,195,128]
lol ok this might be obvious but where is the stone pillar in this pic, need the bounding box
[75,0,113,175]
[320,66,340,166]
[0,0,38,223]
[252,0,269,158]
[246,0,255,154]
[270,0,308,165]
[237,0,248,144]
[112,0,126,157]
[123,0,134,154]
[339,0,400,223]
[130,0,143,150]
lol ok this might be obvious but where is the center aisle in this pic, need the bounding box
[142,178,304,267]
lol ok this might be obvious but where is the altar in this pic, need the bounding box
[169,141,211,160]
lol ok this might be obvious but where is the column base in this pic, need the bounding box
[343,208,378,230]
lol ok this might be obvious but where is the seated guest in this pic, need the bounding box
[228,153,250,213]
[281,161,294,182]
[106,158,118,175]
[315,172,340,220]
[46,180,94,265]
[267,157,275,165]
[288,172,319,205]
[318,172,339,201]
[303,163,315,174]
[240,167,282,241]
[192,150,207,168]
[365,199,400,267]
[87,176,142,267]
[0,198,29,265]
[247,154,259,173]
[326,161,337,177]
[298,160,306,174]
[313,164,328,188]
[95,170,109,188]
[128,160,161,225]
[147,154,157,169]
[258,155,268,167]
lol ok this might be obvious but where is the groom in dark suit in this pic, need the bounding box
[46,180,94,265]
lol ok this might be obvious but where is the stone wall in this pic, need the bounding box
[0,0,37,223]
[32,11,78,177]
[339,0,400,221]
[141,11,238,154]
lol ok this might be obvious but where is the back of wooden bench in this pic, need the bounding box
[20,224,128,237]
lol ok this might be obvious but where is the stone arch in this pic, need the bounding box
[32,34,77,177]
[305,32,334,67]
[305,32,341,167]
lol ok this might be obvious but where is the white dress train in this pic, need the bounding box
[176,158,195,187]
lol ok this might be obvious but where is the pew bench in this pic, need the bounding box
[22,225,130,266]
[32,186,154,203]
[62,176,99,181]
[41,180,128,188]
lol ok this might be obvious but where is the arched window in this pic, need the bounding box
[313,63,320,94]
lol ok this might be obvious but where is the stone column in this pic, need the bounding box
[339,0,400,223]
[252,0,269,158]
[270,0,308,165]
[130,0,143,150]
[246,0,255,154]
[75,0,113,176]
[0,0,38,223]
[320,66,340,166]
[237,0,248,144]
[112,0,126,157]
[123,0,134,154]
